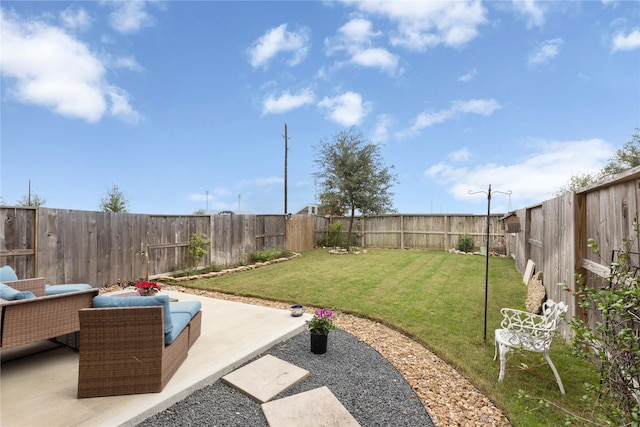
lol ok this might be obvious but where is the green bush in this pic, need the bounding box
[456,233,475,252]
[188,233,211,266]
[326,222,345,247]
[250,248,293,263]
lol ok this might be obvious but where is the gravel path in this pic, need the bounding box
[139,329,434,427]
[110,285,510,426]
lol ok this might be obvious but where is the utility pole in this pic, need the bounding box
[284,123,288,216]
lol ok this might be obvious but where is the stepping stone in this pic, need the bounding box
[222,355,309,403]
[262,386,361,427]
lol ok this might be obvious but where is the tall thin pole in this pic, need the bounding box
[284,123,288,216]
[484,185,492,342]
[468,185,511,343]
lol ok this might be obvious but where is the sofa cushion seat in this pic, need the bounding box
[45,284,92,295]
[92,295,173,341]
[169,301,202,317]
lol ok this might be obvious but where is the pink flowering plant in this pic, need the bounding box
[306,308,337,335]
[135,281,161,295]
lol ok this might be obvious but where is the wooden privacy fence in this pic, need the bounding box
[506,166,640,339]
[2,207,505,286]
[320,214,504,250]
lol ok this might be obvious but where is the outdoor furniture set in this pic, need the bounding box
[1,265,202,398]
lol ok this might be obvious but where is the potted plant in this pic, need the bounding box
[306,307,336,354]
[135,281,161,296]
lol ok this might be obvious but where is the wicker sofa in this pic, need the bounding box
[77,295,202,398]
[0,277,98,350]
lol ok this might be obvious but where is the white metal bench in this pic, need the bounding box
[494,299,568,394]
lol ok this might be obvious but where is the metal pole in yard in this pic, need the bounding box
[469,185,512,343]
[484,185,491,343]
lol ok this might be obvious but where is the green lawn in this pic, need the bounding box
[180,249,600,426]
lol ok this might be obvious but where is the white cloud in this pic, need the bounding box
[511,0,546,28]
[107,85,142,123]
[425,138,613,209]
[371,113,393,144]
[398,98,501,138]
[325,17,400,75]
[449,148,472,162]
[459,68,477,82]
[60,7,91,31]
[247,24,310,68]
[318,91,372,126]
[262,87,315,115]
[0,10,141,123]
[528,38,563,65]
[351,1,487,51]
[105,0,155,34]
[612,29,640,52]
[110,55,144,72]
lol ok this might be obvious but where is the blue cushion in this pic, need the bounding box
[92,295,173,338]
[0,283,21,300]
[0,266,19,282]
[166,312,191,345]
[45,284,92,295]
[169,301,202,318]
[13,291,36,300]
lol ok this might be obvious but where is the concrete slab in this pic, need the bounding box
[0,290,310,427]
[222,354,309,403]
[261,386,361,427]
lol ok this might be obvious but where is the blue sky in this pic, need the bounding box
[1,1,639,215]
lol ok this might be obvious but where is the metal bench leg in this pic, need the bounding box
[543,351,565,395]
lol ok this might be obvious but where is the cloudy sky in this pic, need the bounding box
[1,1,639,215]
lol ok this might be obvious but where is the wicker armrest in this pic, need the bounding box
[3,277,47,297]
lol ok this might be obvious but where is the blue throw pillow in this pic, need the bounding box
[92,295,173,337]
[13,291,36,300]
[0,266,19,282]
[0,283,21,300]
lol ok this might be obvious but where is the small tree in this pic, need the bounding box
[100,184,129,213]
[314,127,397,250]
[16,193,46,207]
[188,233,211,267]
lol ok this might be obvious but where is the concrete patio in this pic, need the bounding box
[0,290,310,427]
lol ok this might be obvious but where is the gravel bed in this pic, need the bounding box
[138,329,434,427]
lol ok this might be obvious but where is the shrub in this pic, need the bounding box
[326,222,345,247]
[567,235,640,426]
[188,233,211,266]
[250,248,293,263]
[456,233,475,253]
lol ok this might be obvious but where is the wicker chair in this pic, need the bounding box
[0,277,98,350]
[494,300,568,394]
[77,305,202,398]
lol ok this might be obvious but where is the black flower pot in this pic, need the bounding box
[310,331,328,354]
